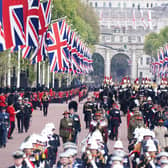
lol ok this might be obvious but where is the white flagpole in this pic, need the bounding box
[52,71,54,88]
[17,46,21,88]
[42,61,45,85]
[38,62,41,85]
[47,63,50,88]
[7,52,11,88]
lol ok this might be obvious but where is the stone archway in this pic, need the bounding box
[90,53,105,85]
[111,53,131,82]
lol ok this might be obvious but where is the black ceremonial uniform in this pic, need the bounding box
[109,108,121,140]
[23,101,32,132]
[69,101,81,143]
[47,133,60,167]
[83,101,93,128]
[14,101,24,133]
[71,114,81,143]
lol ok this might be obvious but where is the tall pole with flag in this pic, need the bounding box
[52,72,54,88]
[17,46,21,88]
[42,61,45,86]
[7,52,11,88]
[47,62,50,88]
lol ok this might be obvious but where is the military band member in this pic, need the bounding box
[82,141,106,168]
[90,110,108,143]
[8,150,27,168]
[59,110,75,143]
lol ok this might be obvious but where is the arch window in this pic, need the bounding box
[90,2,92,7]
[95,2,98,8]
[132,3,135,8]
[146,3,149,8]
[151,3,153,8]
[103,2,106,7]
[123,3,126,8]
[118,2,120,8]
[109,2,112,8]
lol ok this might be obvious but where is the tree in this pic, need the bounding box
[144,26,168,58]
[52,0,99,47]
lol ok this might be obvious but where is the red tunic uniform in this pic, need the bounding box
[7,105,16,122]
[0,95,6,107]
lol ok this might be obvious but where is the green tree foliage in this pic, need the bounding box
[52,0,99,47]
[144,26,168,58]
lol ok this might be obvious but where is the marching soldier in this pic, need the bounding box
[0,106,9,148]
[90,110,108,143]
[69,101,81,143]
[83,97,93,129]
[42,91,49,117]
[109,103,121,140]
[8,150,27,168]
[14,97,24,133]
[128,111,143,142]
[59,110,75,143]
[82,141,106,168]
[23,98,32,132]
[7,103,16,139]
[0,89,7,111]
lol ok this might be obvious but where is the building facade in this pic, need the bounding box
[85,0,168,81]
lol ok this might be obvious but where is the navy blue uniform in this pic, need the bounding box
[71,114,81,143]
[109,108,121,140]
[0,111,9,147]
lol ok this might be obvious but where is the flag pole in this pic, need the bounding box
[39,61,41,86]
[42,61,45,86]
[51,16,67,23]
[7,52,11,88]
[52,71,54,88]
[17,46,21,88]
[47,62,50,88]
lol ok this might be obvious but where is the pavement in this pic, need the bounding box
[0,95,128,167]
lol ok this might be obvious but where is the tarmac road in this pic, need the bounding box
[0,95,128,167]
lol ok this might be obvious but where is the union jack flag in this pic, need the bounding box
[0,0,6,51]
[71,33,81,73]
[2,0,28,49]
[25,0,39,47]
[37,0,51,62]
[47,20,70,73]
[22,45,32,59]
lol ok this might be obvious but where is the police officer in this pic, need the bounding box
[0,106,9,148]
[59,111,75,143]
[69,101,81,143]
